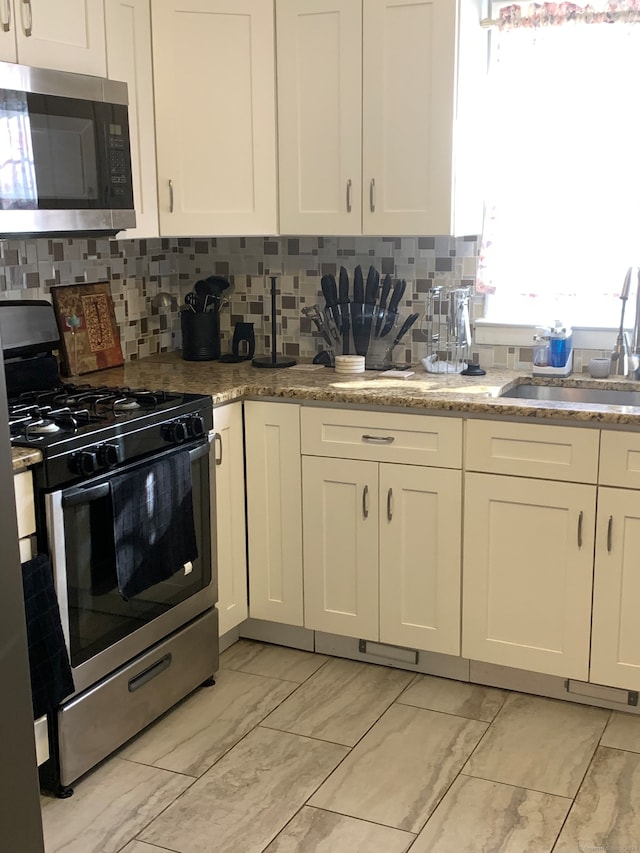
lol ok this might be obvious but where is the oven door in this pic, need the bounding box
[45,439,216,696]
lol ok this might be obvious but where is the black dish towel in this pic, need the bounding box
[110,451,198,600]
[21,554,75,719]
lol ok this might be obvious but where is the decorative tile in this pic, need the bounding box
[397,674,507,722]
[553,747,640,853]
[309,703,487,832]
[41,757,192,853]
[139,726,348,853]
[410,775,571,853]
[119,668,297,777]
[600,711,640,753]
[263,807,414,853]
[260,657,413,746]
[464,694,609,797]
[220,639,328,683]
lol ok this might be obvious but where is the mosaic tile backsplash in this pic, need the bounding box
[0,234,610,372]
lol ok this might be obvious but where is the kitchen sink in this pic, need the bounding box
[500,384,640,407]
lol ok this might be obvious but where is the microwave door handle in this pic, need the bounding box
[21,0,32,37]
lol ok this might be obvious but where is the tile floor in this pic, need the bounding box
[41,639,640,853]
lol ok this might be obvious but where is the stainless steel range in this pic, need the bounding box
[3,301,218,796]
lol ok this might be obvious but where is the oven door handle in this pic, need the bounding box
[62,482,110,508]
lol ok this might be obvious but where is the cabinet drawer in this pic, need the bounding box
[465,420,599,483]
[599,430,640,488]
[301,407,462,468]
[14,471,36,539]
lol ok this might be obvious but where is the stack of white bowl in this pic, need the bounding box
[334,355,365,374]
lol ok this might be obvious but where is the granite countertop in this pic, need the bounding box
[91,351,640,427]
[12,353,640,472]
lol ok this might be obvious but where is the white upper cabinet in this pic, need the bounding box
[105,0,159,238]
[276,0,486,236]
[0,1,107,76]
[276,0,361,235]
[152,0,278,236]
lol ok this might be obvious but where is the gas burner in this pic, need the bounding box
[27,419,62,435]
[114,399,141,411]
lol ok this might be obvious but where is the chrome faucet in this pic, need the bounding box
[629,267,640,379]
[611,267,635,377]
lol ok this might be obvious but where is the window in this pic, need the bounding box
[478,2,640,328]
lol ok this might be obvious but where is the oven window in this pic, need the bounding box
[61,452,210,668]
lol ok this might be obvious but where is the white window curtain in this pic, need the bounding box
[478,2,640,327]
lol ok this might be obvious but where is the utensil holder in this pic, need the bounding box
[181,309,221,361]
[422,286,471,373]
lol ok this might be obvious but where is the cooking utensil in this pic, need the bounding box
[375,274,392,336]
[184,292,200,312]
[338,266,351,354]
[194,275,231,298]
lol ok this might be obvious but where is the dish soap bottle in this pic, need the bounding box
[533,327,550,367]
[549,321,570,368]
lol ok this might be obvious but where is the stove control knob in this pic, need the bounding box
[186,415,205,438]
[72,450,99,477]
[163,420,187,444]
[97,443,121,469]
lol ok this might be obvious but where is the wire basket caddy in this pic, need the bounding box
[422,285,472,373]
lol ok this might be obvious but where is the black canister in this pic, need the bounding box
[181,309,221,361]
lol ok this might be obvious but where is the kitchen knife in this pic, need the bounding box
[374,274,392,336]
[361,266,380,353]
[321,274,337,310]
[338,266,351,354]
[380,279,407,337]
[387,312,420,359]
[351,265,367,356]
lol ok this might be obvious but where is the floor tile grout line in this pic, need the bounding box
[456,770,576,801]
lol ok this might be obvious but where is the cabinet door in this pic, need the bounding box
[105,0,159,239]
[276,0,361,235]
[15,1,106,76]
[379,464,461,655]
[152,0,277,236]
[302,455,379,640]
[212,403,248,637]
[245,401,303,625]
[591,488,640,691]
[462,472,596,680]
[362,0,456,235]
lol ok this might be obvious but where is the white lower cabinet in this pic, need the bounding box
[462,472,596,680]
[590,487,640,691]
[244,401,303,625]
[212,403,248,637]
[302,454,462,654]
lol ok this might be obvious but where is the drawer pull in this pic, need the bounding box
[387,488,393,521]
[362,485,369,519]
[607,515,613,552]
[362,434,395,444]
[169,178,174,213]
[577,510,584,548]
[346,178,352,213]
[22,0,31,36]
[370,178,376,212]
[2,0,10,32]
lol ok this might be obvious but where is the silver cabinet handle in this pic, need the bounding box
[369,178,376,212]
[387,488,393,522]
[362,485,369,519]
[346,178,352,213]
[2,0,11,32]
[577,510,583,548]
[168,179,174,213]
[607,515,613,552]
[362,434,394,444]
[22,0,31,36]
[214,432,223,466]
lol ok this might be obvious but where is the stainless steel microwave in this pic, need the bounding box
[0,61,136,237]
